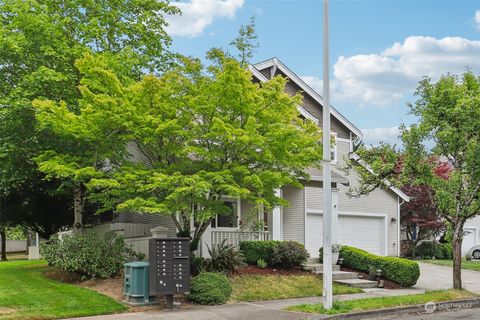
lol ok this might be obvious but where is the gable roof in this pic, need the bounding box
[250,58,362,138]
[349,152,410,202]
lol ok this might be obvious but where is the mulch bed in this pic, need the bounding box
[236,265,310,276]
[340,266,401,289]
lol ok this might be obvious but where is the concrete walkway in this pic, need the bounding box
[415,262,480,294]
[65,288,425,320]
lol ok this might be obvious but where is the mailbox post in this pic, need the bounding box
[149,238,190,310]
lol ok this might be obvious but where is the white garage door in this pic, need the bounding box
[462,228,477,256]
[305,213,385,257]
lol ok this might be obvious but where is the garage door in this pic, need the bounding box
[305,213,385,257]
[462,228,477,256]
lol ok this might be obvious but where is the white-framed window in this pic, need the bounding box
[331,132,337,164]
[211,198,240,229]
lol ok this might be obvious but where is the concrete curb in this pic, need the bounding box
[307,298,480,320]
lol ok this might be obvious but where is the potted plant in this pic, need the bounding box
[367,266,377,281]
[332,244,342,265]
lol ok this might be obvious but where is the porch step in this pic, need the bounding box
[335,279,378,289]
[303,263,340,272]
[316,270,359,280]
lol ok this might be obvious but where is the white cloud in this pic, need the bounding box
[166,0,244,37]
[331,36,480,107]
[300,75,341,98]
[361,127,401,146]
[301,76,323,94]
[475,10,480,29]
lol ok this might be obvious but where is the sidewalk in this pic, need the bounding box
[65,288,425,320]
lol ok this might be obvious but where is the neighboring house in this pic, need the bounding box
[96,58,410,259]
[463,216,480,256]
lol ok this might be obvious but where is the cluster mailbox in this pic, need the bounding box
[149,238,190,300]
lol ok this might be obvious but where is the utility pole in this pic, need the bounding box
[322,0,333,310]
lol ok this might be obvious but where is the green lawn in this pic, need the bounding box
[285,290,475,315]
[229,274,362,302]
[0,260,126,320]
[421,259,480,271]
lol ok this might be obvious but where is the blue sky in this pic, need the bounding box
[166,0,480,145]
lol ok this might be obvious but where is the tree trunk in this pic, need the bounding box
[73,184,86,234]
[452,223,464,290]
[0,227,7,261]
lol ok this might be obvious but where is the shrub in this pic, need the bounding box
[239,240,280,265]
[41,231,143,279]
[205,239,245,275]
[191,255,206,276]
[416,241,453,259]
[416,241,437,259]
[257,258,267,269]
[271,241,309,268]
[437,243,453,259]
[188,272,232,305]
[339,246,420,287]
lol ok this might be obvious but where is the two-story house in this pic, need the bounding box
[107,58,410,259]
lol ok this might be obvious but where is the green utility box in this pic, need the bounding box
[124,262,151,305]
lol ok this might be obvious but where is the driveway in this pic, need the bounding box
[415,262,480,294]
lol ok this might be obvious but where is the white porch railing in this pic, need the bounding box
[211,230,270,247]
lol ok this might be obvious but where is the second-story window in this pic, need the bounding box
[331,133,337,164]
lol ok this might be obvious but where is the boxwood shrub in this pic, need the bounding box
[339,246,420,287]
[239,240,280,265]
[271,241,309,268]
[187,272,232,305]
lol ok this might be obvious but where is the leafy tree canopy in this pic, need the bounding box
[351,72,480,289]
[82,50,323,250]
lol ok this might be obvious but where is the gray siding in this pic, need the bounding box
[278,70,351,139]
[336,140,399,256]
[282,185,305,244]
[116,212,177,237]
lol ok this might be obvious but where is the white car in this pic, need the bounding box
[466,245,480,260]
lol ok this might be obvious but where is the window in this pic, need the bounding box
[211,199,239,228]
[331,133,337,164]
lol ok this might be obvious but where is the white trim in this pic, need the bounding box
[336,137,351,144]
[298,106,319,123]
[349,152,410,202]
[331,132,338,165]
[397,198,402,257]
[272,189,283,240]
[304,186,307,245]
[252,58,363,138]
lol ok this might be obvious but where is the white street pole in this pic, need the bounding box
[322,0,333,310]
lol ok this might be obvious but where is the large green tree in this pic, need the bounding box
[0,0,179,233]
[352,72,480,289]
[79,50,323,251]
[34,54,135,232]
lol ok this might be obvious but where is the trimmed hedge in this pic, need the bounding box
[340,246,420,287]
[188,272,232,305]
[239,240,280,265]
